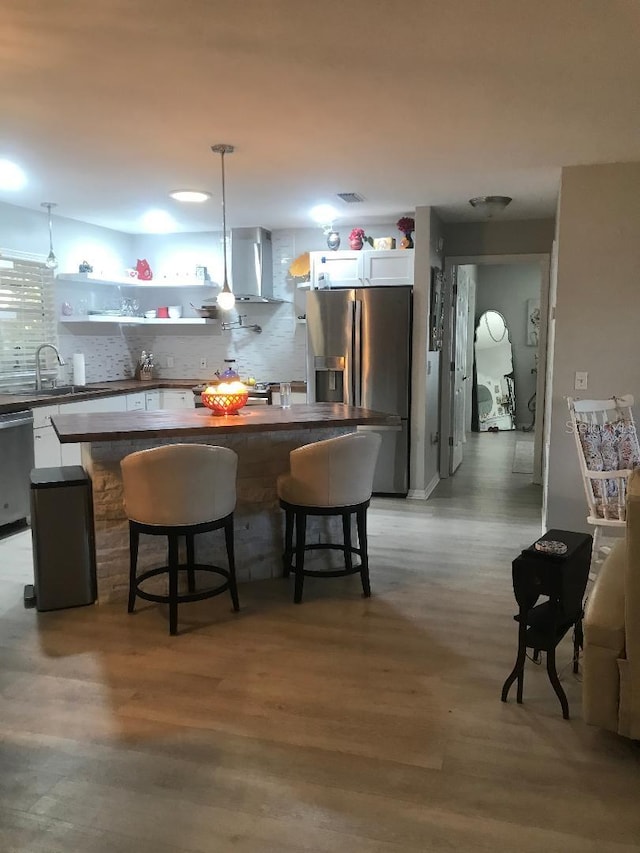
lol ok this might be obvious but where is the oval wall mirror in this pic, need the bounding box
[474,310,516,431]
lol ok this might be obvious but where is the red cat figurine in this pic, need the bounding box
[136,259,153,281]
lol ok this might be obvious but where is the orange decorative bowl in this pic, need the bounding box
[201,381,249,415]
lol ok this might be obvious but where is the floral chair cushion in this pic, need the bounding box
[577,419,640,505]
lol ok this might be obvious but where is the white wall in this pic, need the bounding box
[475,263,540,427]
[546,162,640,533]
[0,200,132,275]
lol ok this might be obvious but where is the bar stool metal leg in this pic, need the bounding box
[128,524,139,613]
[342,512,353,574]
[283,507,294,578]
[356,505,371,597]
[224,516,240,612]
[294,511,307,604]
[168,534,179,636]
[186,534,196,593]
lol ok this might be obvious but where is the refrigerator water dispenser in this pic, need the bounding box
[314,356,345,403]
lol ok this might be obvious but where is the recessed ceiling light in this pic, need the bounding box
[0,158,27,191]
[169,190,212,203]
[310,204,338,225]
[140,209,177,233]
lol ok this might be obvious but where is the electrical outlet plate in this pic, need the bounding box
[166,356,174,368]
[200,358,207,369]
[575,371,588,390]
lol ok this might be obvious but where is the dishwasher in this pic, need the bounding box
[0,410,34,527]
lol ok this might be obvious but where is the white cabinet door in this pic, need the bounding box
[60,442,82,466]
[160,389,195,409]
[310,251,363,289]
[60,395,127,414]
[145,390,161,410]
[32,404,59,429]
[362,250,414,286]
[270,390,307,406]
[126,392,146,411]
[33,425,62,467]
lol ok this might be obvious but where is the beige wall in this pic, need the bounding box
[444,219,555,257]
[409,206,432,495]
[409,207,444,498]
[546,162,640,532]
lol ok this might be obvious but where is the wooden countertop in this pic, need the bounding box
[0,378,307,415]
[51,404,400,443]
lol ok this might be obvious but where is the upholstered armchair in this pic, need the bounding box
[583,468,640,738]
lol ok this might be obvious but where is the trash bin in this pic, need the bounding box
[29,466,97,611]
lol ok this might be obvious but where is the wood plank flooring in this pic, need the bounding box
[1,432,639,852]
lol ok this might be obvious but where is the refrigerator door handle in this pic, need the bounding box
[353,298,362,407]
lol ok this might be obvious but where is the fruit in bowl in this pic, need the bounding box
[201,380,248,414]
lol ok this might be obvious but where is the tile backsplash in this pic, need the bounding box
[57,229,308,384]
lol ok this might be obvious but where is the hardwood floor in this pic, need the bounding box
[1,432,639,852]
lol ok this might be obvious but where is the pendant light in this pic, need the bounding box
[41,202,58,269]
[211,143,235,311]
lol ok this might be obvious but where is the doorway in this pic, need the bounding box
[440,254,551,486]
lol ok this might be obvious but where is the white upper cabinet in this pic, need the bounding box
[361,250,414,286]
[309,250,414,289]
[309,251,363,289]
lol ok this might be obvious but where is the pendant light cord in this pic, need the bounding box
[211,143,235,308]
[41,201,58,269]
[220,148,228,287]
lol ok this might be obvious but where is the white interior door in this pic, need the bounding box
[450,268,470,473]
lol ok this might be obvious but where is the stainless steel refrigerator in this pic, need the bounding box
[306,287,412,495]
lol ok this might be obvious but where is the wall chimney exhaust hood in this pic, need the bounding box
[229,227,282,302]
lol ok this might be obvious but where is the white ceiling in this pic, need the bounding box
[1,0,639,233]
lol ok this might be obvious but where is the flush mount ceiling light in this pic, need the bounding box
[0,158,27,191]
[141,208,177,233]
[169,189,212,203]
[310,204,338,227]
[41,202,58,269]
[468,196,513,217]
[211,143,235,311]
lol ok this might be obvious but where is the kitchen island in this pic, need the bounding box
[51,404,399,601]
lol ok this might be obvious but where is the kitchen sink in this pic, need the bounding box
[12,385,110,397]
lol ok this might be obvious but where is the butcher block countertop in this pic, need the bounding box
[51,404,400,443]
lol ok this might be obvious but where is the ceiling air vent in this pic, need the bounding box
[336,192,365,204]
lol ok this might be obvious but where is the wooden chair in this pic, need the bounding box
[568,395,639,558]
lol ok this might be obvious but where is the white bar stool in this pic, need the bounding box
[121,444,239,635]
[277,432,381,603]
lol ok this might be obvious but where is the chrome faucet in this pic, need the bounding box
[35,344,65,391]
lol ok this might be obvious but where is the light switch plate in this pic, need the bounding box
[575,371,588,390]
[166,356,174,368]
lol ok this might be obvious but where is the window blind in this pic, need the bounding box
[0,251,57,392]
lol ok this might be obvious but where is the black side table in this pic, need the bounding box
[501,529,592,719]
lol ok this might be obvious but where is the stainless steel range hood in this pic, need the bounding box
[229,227,281,303]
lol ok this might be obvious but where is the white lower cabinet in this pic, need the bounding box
[144,390,161,410]
[33,425,62,467]
[32,405,61,467]
[271,390,307,406]
[31,388,194,467]
[160,389,195,409]
[126,392,146,411]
